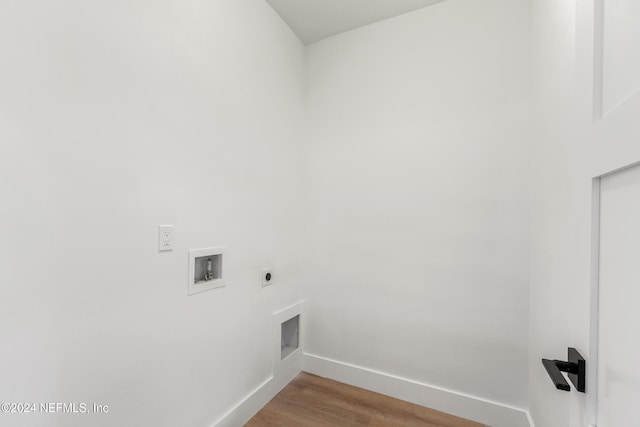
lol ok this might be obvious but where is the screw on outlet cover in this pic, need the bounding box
[265,272,272,282]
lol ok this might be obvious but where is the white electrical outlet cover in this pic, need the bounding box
[262,267,274,287]
[158,225,174,251]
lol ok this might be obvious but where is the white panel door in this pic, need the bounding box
[602,0,640,114]
[592,0,640,422]
[596,164,640,427]
[540,0,640,425]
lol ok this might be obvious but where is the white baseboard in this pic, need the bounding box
[212,351,302,427]
[211,349,534,427]
[303,353,531,427]
[212,300,305,427]
[526,410,536,427]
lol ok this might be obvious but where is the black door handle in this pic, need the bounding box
[541,348,586,393]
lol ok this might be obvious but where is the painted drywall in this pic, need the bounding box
[266,0,445,44]
[0,1,305,426]
[528,2,587,426]
[303,0,531,410]
[10,0,638,425]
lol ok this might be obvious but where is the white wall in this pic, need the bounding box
[9,1,627,425]
[528,2,587,426]
[303,0,531,409]
[0,1,305,426]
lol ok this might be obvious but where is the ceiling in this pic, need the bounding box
[266,0,446,45]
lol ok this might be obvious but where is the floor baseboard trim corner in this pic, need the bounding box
[303,353,531,427]
[526,410,536,427]
[212,353,302,427]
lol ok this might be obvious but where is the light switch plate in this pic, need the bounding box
[158,225,174,251]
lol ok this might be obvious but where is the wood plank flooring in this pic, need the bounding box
[245,372,484,427]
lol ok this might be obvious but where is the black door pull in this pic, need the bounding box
[541,347,586,393]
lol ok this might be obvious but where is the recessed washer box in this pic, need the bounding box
[188,247,225,296]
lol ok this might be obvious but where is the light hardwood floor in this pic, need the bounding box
[245,372,484,427]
